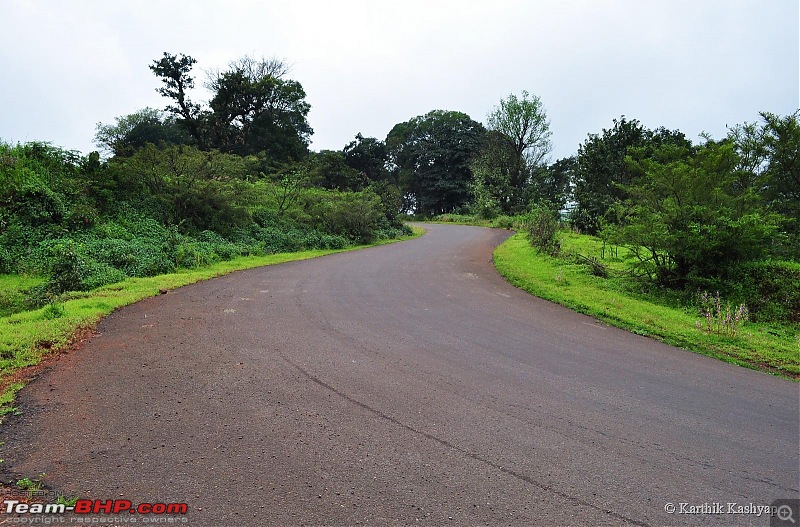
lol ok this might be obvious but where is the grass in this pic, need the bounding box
[0,275,45,317]
[494,231,799,378]
[0,226,425,413]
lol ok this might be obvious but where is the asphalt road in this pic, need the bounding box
[2,224,797,526]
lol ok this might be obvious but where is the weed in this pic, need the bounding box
[56,495,79,507]
[16,475,45,497]
[696,291,749,337]
[42,301,65,320]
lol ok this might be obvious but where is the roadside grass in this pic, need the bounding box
[0,226,425,414]
[494,232,800,378]
[421,213,493,227]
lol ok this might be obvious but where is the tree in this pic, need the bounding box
[481,91,552,213]
[469,131,516,218]
[755,111,799,241]
[603,140,780,286]
[341,134,404,220]
[94,108,191,157]
[150,52,312,162]
[205,55,312,158]
[727,111,799,255]
[571,117,646,233]
[307,150,365,191]
[386,110,485,215]
[343,133,389,182]
[571,117,691,233]
[533,156,574,212]
[149,53,205,148]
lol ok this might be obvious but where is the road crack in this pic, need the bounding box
[279,350,650,527]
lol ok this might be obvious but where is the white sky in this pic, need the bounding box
[1,0,798,161]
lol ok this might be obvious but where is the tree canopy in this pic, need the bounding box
[386,110,485,215]
[149,52,312,162]
[571,117,692,233]
[472,91,553,215]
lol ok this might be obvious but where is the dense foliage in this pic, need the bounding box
[564,112,799,299]
[386,110,486,215]
[565,111,798,322]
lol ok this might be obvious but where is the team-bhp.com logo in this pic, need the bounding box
[4,499,188,515]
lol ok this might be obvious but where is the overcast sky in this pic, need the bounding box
[1,0,797,160]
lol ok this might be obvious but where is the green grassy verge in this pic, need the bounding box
[0,226,425,414]
[0,275,46,318]
[494,232,799,378]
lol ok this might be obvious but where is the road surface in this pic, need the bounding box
[2,224,797,526]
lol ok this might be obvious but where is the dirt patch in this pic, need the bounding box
[0,325,97,404]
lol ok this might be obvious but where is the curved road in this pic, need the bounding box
[2,224,797,526]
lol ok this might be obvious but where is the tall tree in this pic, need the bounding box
[205,55,312,158]
[571,117,645,233]
[307,150,365,191]
[479,91,552,213]
[386,110,485,215]
[469,130,517,217]
[150,52,312,162]
[756,111,799,239]
[149,53,205,148]
[728,110,800,252]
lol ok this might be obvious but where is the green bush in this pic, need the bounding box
[0,246,11,275]
[77,237,176,277]
[491,215,515,229]
[523,206,561,256]
[78,261,128,290]
[306,189,384,244]
[175,242,221,269]
[197,230,227,245]
[317,233,348,249]
[736,261,800,323]
[45,242,86,294]
[92,220,134,240]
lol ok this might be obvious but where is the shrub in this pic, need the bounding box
[46,242,86,294]
[524,206,561,256]
[175,242,220,268]
[79,261,128,290]
[307,190,384,244]
[736,261,800,323]
[196,230,227,244]
[491,215,515,230]
[78,237,176,277]
[317,234,348,250]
